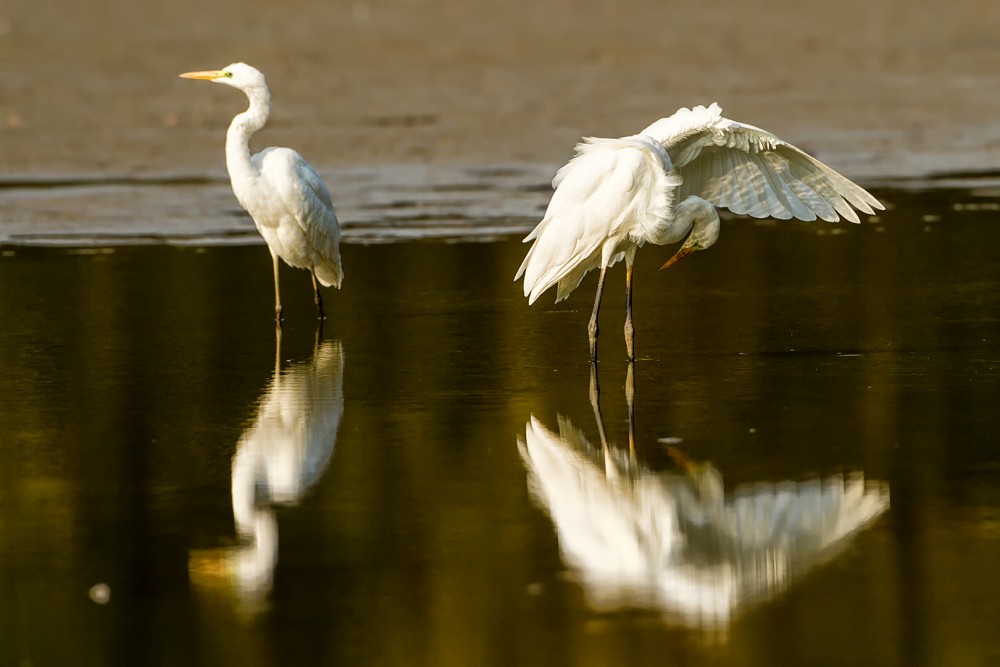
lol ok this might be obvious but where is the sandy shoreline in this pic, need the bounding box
[3,0,1000,240]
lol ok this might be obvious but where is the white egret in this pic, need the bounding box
[180,63,342,321]
[189,331,345,601]
[518,365,888,625]
[515,103,884,361]
[518,414,890,626]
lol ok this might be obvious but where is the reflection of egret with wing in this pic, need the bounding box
[191,329,344,602]
[518,367,888,628]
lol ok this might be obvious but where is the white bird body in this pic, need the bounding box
[228,339,345,595]
[518,414,890,625]
[516,103,884,360]
[182,63,342,319]
[519,134,682,304]
[232,146,342,288]
[188,337,345,603]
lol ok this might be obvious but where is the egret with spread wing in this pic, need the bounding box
[180,63,342,321]
[516,103,883,361]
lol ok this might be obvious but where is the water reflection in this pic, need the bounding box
[518,366,889,628]
[190,329,345,605]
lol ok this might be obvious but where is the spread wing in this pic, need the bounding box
[641,103,884,223]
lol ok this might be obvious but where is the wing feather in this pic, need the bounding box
[784,170,837,222]
[257,148,343,287]
[289,155,343,287]
[721,149,742,211]
[779,147,879,215]
[640,105,883,224]
[749,150,796,220]
[762,151,815,220]
[733,152,767,217]
[517,137,673,303]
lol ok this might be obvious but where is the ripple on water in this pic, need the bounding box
[0,164,553,246]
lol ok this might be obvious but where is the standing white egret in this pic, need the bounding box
[515,103,884,361]
[180,63,342,321]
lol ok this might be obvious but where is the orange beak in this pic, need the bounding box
[659,245,697,270]
[179,70,225,80]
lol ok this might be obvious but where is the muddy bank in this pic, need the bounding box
[4,0,1000,177]
[2,0,1000,240]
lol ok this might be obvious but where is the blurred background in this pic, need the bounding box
[3,0,1000,181]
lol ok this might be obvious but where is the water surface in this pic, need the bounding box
[1,187,999,666]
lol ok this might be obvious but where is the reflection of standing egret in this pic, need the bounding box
[518,366,889,627]
[515,103,883,361]
[180,63,342,321]
[191,329,344,602]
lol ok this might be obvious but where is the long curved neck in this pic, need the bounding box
[225,86,271,183]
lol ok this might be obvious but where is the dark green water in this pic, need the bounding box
[1,188,999,666]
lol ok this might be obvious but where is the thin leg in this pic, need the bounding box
[271,251,283,323]
[588,363,602,440]
[311,270,325,320]
[589,363,611,465]
[274,321,283,377]
[589,267,608,363]
[624,265,635,361]
[625,361,636,462]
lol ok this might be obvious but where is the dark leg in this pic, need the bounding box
[625,361,636,461]
[589,267,608,363]
[624,265,635,361]
[314,319,324,352]
[271,251,283,323]
[589,363,609,454]
[274,321,283,376]
[311,270,325,320]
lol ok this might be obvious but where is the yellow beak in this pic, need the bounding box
[179,70,225,80]
[659,245,697,270]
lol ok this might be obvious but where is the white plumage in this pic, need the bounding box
[516,103,884,361]
[188,337,345,601]
[518,414,890,626]
[181,63,342,321]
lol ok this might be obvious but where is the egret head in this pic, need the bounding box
[179,63,267,93]
[660,198,721,270]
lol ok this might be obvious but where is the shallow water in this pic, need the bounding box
[1,186,999,666]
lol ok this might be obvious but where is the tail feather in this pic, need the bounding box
[313,254,343,288]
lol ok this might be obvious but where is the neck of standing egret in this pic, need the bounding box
[225,86,271,186]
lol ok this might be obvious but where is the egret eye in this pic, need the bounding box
[223,71,233,78]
